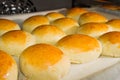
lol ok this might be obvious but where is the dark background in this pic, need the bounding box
[32,0,120,11]
[32,0,72,11]
[0,0,120,15]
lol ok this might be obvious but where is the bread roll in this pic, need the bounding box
[106,19,120,31]
[0,19,20,36]
[66,7,88,22]
[102,5,120,10]
[51,18,79,35]
[79,12,108,25]
[56,34,102,63]
[99,31,120,57]
[32,25,66,45]
[0,50,18,80]
[77,22,111,38]
[45,12,65,22]
[22,15,49,33]
[20,43,70,80]
[0,30,35,56]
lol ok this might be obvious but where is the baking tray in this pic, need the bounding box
[0,8,120,80]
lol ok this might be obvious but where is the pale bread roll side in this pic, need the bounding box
[56,34,102,63]
[20,43,70,80]
[32,25,66,45]
[0,50,18,80]
[0,19,20,36]
[106,19,120,31]
[66,7,88,22]
[23,15,49,33]
[51,17,79,35]
[45,12,65,22]
[79,12,108,25]
[0,30,36,56]
[77,22,111,38]
[99,31,120,57]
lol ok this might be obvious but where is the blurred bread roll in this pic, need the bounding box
[45,12,65,22]
[23,15,49,33]
[66,7,88,22]
[32,25,66,45]
[0,19,20,36]
[99,31,120,57]
[0,50,18,80]
[56,34,102,63]
[77,22,111,38]
[20,43,70,80]
[102,5,120,10]
[51,18,79,35]
[79,12,108,25]
[106,19,120,31]
[0,30,35,56]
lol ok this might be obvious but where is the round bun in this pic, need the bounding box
[0,19,20,36]
[56,34,102,63]
[0,30,35,56]
[66,7,88,22]
[23,15,49,33]
[79,12,108,25]
[77,22,111,38]
[45,12,65,22]
[32,25,66,45]
[106,19,120,31]
[0,50,18,80]
[20,43,70,80]
[51,18,79,35]
[99,31,120,57]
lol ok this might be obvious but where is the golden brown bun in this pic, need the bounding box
[106,19,120,31]
[77,22,111,38]
[0,30,35,56]
[99,31,120,57]
[51,17,79,35]
[0,19,20,36]
[45,12,65,22]
[56,34,102,63]
[0,50,18,80]
[20,43,70,80]
[23,15,49,33]
[79,12,108,25]
[32,25,66,45]
[66,7,88,22]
